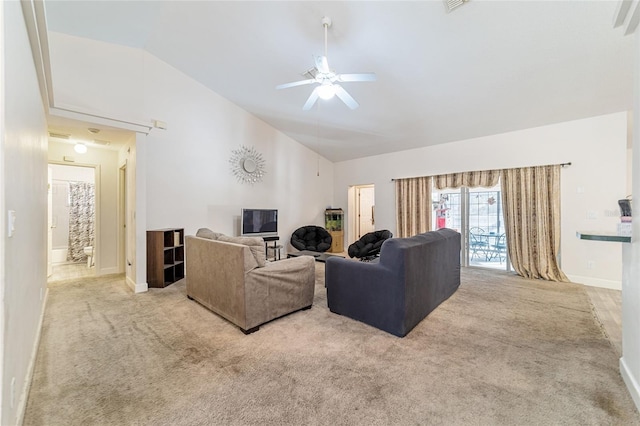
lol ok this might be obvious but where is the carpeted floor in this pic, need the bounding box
[24,265,640,425]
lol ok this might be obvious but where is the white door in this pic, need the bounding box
[47,166,53,277]
[356,185,375,238]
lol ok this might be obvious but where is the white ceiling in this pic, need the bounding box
[47,114,135,151]
[44,1,634,162]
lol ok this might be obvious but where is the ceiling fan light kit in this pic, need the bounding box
[276,16,376,110]
[317,84,336,100]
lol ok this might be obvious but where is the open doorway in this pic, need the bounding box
[48,163,97,282]
[47,115,138,287]
[348,184,375,245]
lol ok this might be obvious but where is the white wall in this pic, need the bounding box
[620,28,640,413]
[48,32,335,290]
[334,112,629,289]
[51,163,95,182]
[141,53,333,242]
[48,141,120,275]
[2,2,48,424]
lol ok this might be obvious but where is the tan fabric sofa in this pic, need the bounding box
[185,234,315,334]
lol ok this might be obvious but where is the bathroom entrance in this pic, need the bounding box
[48,163,97,281]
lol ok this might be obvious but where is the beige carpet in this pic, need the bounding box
[24,265,640,425]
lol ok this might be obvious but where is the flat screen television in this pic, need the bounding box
[241,208,278,237]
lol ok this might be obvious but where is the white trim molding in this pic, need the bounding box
[16,288,48,426]
[127,276,148,294]
[621,357,640,411]
[566,274,622,291]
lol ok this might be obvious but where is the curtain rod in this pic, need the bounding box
[391,162,572,181]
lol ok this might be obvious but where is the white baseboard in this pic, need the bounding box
[98,266,118,276]
[566,274,621,290]
[621,357,640,412]
[126,276,148,293]
[16,287,49,426]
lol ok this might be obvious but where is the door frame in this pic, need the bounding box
[347,184,375,246]
[48,161,100,275]
[355,184,375,239]
[118,161,127,274]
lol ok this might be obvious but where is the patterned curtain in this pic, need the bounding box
[67,182,95,262]
[395,176,432,237]
[500,165,568,282]
[434,169,500,189]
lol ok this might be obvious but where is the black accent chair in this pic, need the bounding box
[290,226,332,252]
[348,230,393,261]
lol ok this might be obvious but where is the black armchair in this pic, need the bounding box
[348,230,393,261]
[290,226,332,252]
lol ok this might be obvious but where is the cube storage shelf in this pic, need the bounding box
[147,228,185,288]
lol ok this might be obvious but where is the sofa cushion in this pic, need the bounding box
[218,235,266,267]
[196,228,224,240]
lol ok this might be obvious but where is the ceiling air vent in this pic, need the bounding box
[93,139,111,147]
[444,0,467,13]
[48,131,70,140]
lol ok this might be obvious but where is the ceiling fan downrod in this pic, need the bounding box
[321,16,332,58]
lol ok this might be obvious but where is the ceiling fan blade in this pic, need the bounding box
[315,55,330,74]
[334,85,359,109]
[275,79,316,90]
[302,87,320,110]
[337,73,377,82]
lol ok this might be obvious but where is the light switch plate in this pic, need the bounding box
[7,210,15,237]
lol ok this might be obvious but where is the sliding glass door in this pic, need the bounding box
[433,182,510,270]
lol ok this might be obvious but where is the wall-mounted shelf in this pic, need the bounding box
[147,228,185,288]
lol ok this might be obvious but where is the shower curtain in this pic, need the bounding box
[67,182,95,262]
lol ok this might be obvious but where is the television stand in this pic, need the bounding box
[262,236,282,261]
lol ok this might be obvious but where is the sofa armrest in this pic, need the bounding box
[185,236,252,328]
[244,256,316,329]
[325,257,406,334]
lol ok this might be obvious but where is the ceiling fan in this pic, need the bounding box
[276,17,376,110]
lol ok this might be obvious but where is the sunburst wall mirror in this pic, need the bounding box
[229,145,266,184]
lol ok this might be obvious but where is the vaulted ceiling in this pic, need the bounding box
[44,1,634,162]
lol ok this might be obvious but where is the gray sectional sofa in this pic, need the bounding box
[325,228,461,337]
